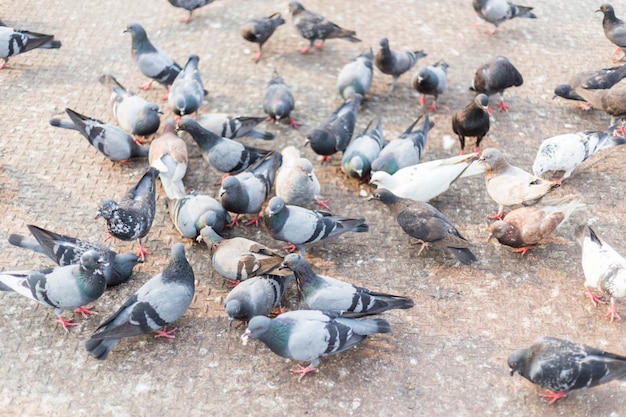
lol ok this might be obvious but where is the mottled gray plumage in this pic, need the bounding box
[169,192,230,238]
[263,70,299,127]
[472,0,536,33]
[149,117,188,199]
[197,113,274,140]
[337,48,374,100]
[598,4,626,61]
[452,94,490,154]
[411,60,449,111]
[554,65,626,103]
[470,56,523,111]
[374,38,426,96]
[224,274,293,323]
[0,25,61,68]
[168,55,206,117]
[168,0,214,23]
[240,12,285,62]
[275,146,323,207]
[341,118,385,180]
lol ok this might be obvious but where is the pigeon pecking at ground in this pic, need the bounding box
[240,12,285,63]
[168,54,207,118]
[470,56,524,112]
[411,60,449,112]
[196,113,274,140]
[169,192,231,238]
[149,117,188,200]
[0,25,61,69]
[451,94,490,154]
[336,48,374,100]
[341,117,385,181]
[263,70,300,128]
[598,3,626,62]
[167,0,215,23]
[472,0,536,34]
[224,273,294,324]
[575,79,626,127]
[374,38,426,97]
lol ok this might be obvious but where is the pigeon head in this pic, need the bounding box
[242,315,273,340]
[219,176,241,197]
[123,22,146,37]
[478,148,507,172]
[475,93,490,110]
[96,200,119,220]
[371,188,401,205]
[198,226,224,246]
[369,171,392,188]
[507,347,531,377]
[306,129,335,156]
[224,299,241,322]
[279,253,305,271]
[379,38,389,49]
[487,220,511,241]
[80,250,108,271]
[266,196,286,217]
[553,84,573,99]
[288,2,305,14]
[597,4,615,15]
[268,12,285,25]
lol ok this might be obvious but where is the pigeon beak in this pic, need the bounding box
[95,211,102,220]
[304,139,310,147]
[241,331,251,345]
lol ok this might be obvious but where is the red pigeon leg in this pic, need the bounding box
[283,243,298,253]
[136,240,151,262]
[314,40,325,49]
[315,198,331,210]
[227,214,242,228]
[140,80,154,90]
[298,46,311,54]
[56,316,78,332]
[181,11,193,23]
[605,299,621,322]
[540,389,567,405]
[585,287,606,307]
[288,118,301,128]
[74,305,97,318]
[154,326,178,339]
[252,48,262,63]
[245,213,262,227]
[319,155,332,164]
[419,95,426,106]
[291,364,317,381]
[513,246,532,256]
[427,101,438,112]
[498,100,510,112]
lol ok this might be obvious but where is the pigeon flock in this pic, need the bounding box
[4,0,626,412]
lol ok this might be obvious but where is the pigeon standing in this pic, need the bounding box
[509,336,626,404]
[96,167,159,260]
[168,0,214,23]
[0,251,107,331]
[275,146,326,208]
[411,60,449,111]
[341,118,385,181]
[224,274,293,323]
[240,12,285,62]
[241,309,391,381]
[553,64,626,105]
[374,38,427,97]
[168,54,206,118]
[470,56,524,112]
[263,70,299,128]
[287,1,360,54]
[85,243,195,360]
[598,4,626,62]
[149,117,188,199]
[451,94,490,154]
[0,25,61,69]
[169,192,231,238]
[472,0,536,34]
[197,113,274,140]
[575,80,626,126]
[336,48,374,100]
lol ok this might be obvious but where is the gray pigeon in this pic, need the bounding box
[374,38,427,97]
[0,26,61,69]
[306,93,362,163]
[240,12,285,62]
[337,48,374,100]
[370,115,432,175]
[0,250,107,331]
[219,151,282,226]
[472,0,536,34]
[8,224,141,288]
[372,188,478,265]
[241,309,391,381]
[169,192,231,238]
[598,4,626,62]
[98,74,162,138]
[341,118,385,180]
[554,64,626,105]
[263,70,299,128]
[85,243,195,360]
[49,108,150,162]
[96,167,159,260]
[470,56,523,112]
[168,54,206,117]
[264,196,369,254]
[197,113,274,140]
[411,60,449,111]
[452,94,490,154]
[177,116,271,175]
[575,79,626,125]
[275,146,326,209]
[279,253,414,317]
[149,117,188,199]
[224,274,293,323]
[287,1,360,54]
[168,0,214,23]
[509,336,626,404]
[123,23,182,97]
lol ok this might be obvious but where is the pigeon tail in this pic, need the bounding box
[84,337,120,360]
[448,247,478,265]
[49,118,77,130]
[513,5,536,19]
[7,234,45,254]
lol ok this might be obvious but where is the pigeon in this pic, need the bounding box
[553,64,626,105]
[263,70,299,128]
[306,93,362,163]
[0,26,61,69]
[123,23,182,96]
[472,0,536,34]
[196,113,274,140]
[224,273,293,323]
[411,60,449,111]
[336,48,374,100]
[279,253,414,317]
[219,151,282,226]
[8,224,141,288]
[370,153,485,203]
[508,336,626,404]
[341,118,385,181]
[532,124,626,183]
[598,4,626,62]
[96,167,159,260]
[98,74,162,138]
[576,224,626,322]
[176,116,271,175]
[575,79,626,125]
[168,0,214,23]
[168,54,206,117]
[370,115,432,175]
[241,309,391,381]
[169,192,231,238]
[149,117,188,199]
[287,1,360,54]
[264,196,369,254]
[198,226,287,284]
[374,38,427,97]
[487,195,582,255]
[85,243,195,360]
[470,56,524,112]
[451,94,490,154]
[240,12,285,62]
[479,148,560,218]
[0,251,107,331]
[49,108,150,162]
[275,146,326,208]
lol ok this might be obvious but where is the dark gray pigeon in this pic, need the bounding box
[372,188,478,265]
[96,167,159,261]
[85,243,195,360]
[241,309,391,381]
[452,94,490,154]
[337,48,374,100]
[124,22,182,97]
[240,12,285,62]
[8,224,141,288]
[224,273,293,323]
[219,151,282,226]
[264,196,369,254]
[149,117,188,199]
[509,336,626,404]
[374,38,427,97]
[575,80,626,125]
[341,118,385,180]
[472,0,536,34]
[287,1,360,54]
[263,70,299,128]
[554,64,626,107]
[169,192,231,238]
[371,115,432,175]
[168,0,214,23]
[411,60,449,111]
[197,113,274,140]
[49,108,150,162]
[0,26,61,69]
[470,56,523,112]
[279,253,414,317]
[168,55,206,117]
[598,4,626,62]
[0,250,107,331]
[306,93,362,163]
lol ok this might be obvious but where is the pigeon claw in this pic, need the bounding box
[605,301,621,322]
[315,198,331,210]
[498,101,510,112]
[291,364,317,381]
[139,80,154,90]
[56,316,78,332]
[313,41,325,49]
[488,211,508,220]
[585,288,606,307]
[427,101,438,112]
[245,213,262,227]
[0,59,8,70]
[227,215,241,228]
[252,49,262,63]
[283,243,298,253]
[513,246,532,256]
[540,389,567,405]
[74,305,98,318]
[319,155,332,165]
[136,241,151,262]
[297,46,311,54]
[154,326,178,339]
[288,118,301,129]
[226,279,240,289]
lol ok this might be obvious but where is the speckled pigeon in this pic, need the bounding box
[337,48,374,100]
[0,25,61,69]
[452,94,490,154]
[375,38,426,97]
[263,70,299,128]
[470,56,523,112]
[411,60,448,111]
[168,0,215,23]
[168,54,206,117]
[197,113,274,140]
[473,0,536,34]
[598,4,626,62]
[224,273,293,323]
[169,192,231,238]
[341,118,385,180]
[240,12,285,62]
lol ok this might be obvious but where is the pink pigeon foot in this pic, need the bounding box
[74,305,97,318]
[140,80,154,90]
[319,155,332,164]
[154,326,178,339]
[314,41,325,49]
[283,243,298,253]
[513,246,532,256]
[227,214,242,228]
[605,300,621,322]
[245,213,262,227]
[315,198,331,210]
[252,49,262,63]
[297,46,311,54]
[288,118,301,128]
[499,101,510,112]
[427,101,438,112]
[56,316,78,332]
[585,287,606,307]
[291,364,317,381]
[540,389,567,405]
[136,241,151,262]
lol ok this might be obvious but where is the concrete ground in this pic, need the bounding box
[1,0,626,415]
